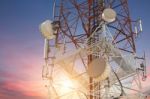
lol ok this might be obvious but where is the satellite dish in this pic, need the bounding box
[87,58,109,80]
[40,20,56,40]
[102,8,116,23]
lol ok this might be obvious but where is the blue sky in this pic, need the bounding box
[129,0,150,63]
[0,0,150,99]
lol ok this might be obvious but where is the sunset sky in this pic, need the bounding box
[0,0,150,99]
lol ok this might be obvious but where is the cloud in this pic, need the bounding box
[0,39,47,99]
[0,79,47,99]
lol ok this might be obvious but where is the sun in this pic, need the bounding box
[62,79,73,89]
[60,78,75,94]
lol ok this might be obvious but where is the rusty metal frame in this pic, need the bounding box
[53,0,137,99]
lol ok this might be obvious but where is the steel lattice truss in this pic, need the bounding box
[54,0,138,53]
[41,0,146,99]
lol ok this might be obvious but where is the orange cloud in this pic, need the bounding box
[0,79,47,98]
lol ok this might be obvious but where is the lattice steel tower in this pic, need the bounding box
[39,0,146,99]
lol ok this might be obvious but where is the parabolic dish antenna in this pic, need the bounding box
[87,58,109,81]
[40,20,56,40]
[102,8,116,23]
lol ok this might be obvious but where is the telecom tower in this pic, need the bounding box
[39,0,146,99]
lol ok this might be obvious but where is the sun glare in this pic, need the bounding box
[62,80,73,89]
[60,79,75,94]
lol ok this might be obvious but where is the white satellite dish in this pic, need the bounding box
[40,20,56,40]
[102,8,116,23]
[87,58,109,80]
